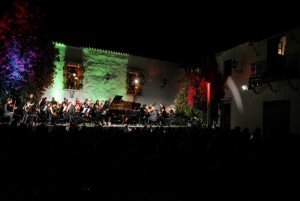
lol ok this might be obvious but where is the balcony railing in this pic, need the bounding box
[250,54,298,81]
[250,60,267,77]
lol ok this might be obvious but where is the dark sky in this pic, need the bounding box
[2,0,300,64]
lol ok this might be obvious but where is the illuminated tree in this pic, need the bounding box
[174,71,206,124]
[174,57,225,125]
[0,0,58,106]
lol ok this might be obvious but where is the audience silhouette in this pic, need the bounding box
[0,124,299,200]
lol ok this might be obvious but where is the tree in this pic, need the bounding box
[174,57,225,126]
[174,71,206,125]
[0,0,58,107]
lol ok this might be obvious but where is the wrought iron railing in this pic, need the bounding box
[250,54,298,79]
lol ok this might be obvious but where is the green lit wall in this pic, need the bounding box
[44,43,181,107]
[46,42,66,101]
[44,44,128,103]
[82,48,128,102]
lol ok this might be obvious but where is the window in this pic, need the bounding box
[278,42,283,55]
[64,62,83,90]
[224,59,232,77]
[127,69,144,95]
[278,35,286,55]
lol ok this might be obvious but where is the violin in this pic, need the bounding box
[23,102,34,112]
[146,104,155,113]
[9,101,18,110]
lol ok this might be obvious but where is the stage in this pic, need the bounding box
[0,121,191,132]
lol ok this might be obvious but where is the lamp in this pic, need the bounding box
[105,73,117,82]
[231,59,243,74]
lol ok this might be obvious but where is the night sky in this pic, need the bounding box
[1,0,299,64]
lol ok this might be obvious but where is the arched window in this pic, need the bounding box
[127,69,145,95]
[64,62,83,90]
[278,35,286,55]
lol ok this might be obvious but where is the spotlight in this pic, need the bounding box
[241,85,248,91]
[134,78,139,84]
[73,73,76,77]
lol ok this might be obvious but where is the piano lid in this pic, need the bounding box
[108,95,141,110]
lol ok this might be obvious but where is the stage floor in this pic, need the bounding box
[0,122,190,129]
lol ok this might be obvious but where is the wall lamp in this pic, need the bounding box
[232,59,243,74]
[105,73,117,82]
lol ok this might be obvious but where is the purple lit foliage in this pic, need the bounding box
[0,0,58,105]
[3,37,37,90]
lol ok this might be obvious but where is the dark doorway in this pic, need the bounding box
[224,59,232,77]
[219,99,231,129]
[263,100,290,134]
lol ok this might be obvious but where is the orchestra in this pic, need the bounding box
[2,95,176,126]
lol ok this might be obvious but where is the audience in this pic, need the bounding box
[0,124,299,201]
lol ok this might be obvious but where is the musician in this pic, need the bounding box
[49,102,59,124]
[4,98,18,125]
[75,98,81,107]
[24,93,35,114]
[91,100,100,116]
[62,97,68,105]
[155,102,165,125]
[101,98,111,125]
[38,97,47,120]
[164,107,175,126]
[79,98,89,116]
[139,104,148,124]
[94,100,102,109]
[39,97,47,109]
[27,93,34,103]
[146,104,157,125]
[103,98,111,110]
[67,101,81,124]
[23,100,39,125]
[65,101,74,123]
[51,97,57,105]
[158,103,167,116]
[80,104,91,121]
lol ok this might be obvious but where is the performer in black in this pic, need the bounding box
[158,102,167,125]
[39,97,47,109]
[4,98,18,125]
[38,97,48,123]
[146,104,157,125]
[164,107,175,126]
[24,93,35,114]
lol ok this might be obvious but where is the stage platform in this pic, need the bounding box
[0,122,191,131]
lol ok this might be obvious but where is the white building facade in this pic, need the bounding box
[216,27,300,134]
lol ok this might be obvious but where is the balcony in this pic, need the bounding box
[250,54,298,83]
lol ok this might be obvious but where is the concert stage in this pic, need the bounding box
[0,122,191,132]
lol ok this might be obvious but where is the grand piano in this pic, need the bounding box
[107,95,142,124]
